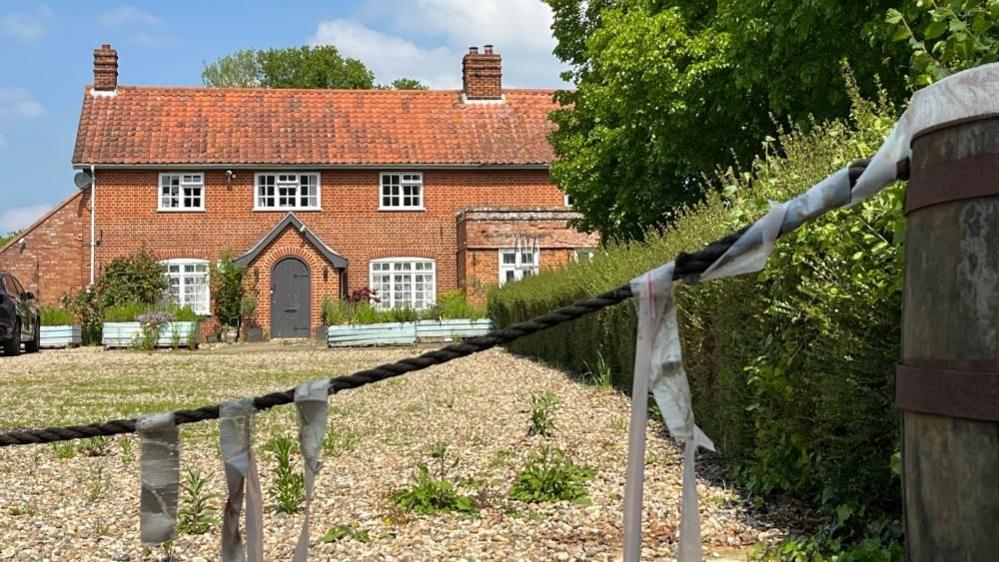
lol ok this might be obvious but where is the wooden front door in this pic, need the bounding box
[271,257,311,338]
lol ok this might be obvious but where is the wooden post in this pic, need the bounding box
[899,115,999,560]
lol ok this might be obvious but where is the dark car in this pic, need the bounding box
[0,271,40,356]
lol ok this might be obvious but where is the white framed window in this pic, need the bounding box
[499,248,540,286]
[255,173,321,210]
[159,173,204,211]
[574,248,596,262]
[369,258,436,310]
[161,259,210,315]
[380,172,424,210]
[564,193,574,207]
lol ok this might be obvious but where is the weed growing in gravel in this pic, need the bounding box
[79,436,112,457]
[9,502,34,516]
[119,436,134,465]
[527,391,558,437]
[392,442,478,516]
[178,469,219,534]
[509,445,593,503]
[264,436,305,514]
[85,464,108,502]
[583,351,614,389]
[53,441,77,460]
[322,523,371,544]
[322,429,359,458]
[490,449,514,468]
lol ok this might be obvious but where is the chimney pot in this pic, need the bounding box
[462,45,502,101]
[93,43,118,92]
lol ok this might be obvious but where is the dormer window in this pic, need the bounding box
[159,173,204,211]
[255,173,321,210]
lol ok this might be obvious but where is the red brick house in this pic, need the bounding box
[0,44,598,337]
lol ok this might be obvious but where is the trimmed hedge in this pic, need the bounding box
[489,90,903,529]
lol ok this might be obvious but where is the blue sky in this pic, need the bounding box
[0,0,566,232]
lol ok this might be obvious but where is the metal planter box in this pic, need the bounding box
[326,319,492,347]
[40,325,82,348]
[327,322,417,347]
[415,319,492,341]
[102,321,200,349]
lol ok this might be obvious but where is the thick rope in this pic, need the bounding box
[0,158,882,447]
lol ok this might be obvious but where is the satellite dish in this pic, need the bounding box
[74,171,93,189]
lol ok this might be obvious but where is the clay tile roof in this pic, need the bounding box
[72,86,559,167]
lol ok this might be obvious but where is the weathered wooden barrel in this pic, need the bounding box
[900,115,999,560]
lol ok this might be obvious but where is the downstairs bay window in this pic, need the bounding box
[369,258,436,310]
[162,259,210,315]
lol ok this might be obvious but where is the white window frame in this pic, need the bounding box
[574,248,596,262]
[379,172,425,211]
[368,258,436,310]
[158,173,205,212]
[564,193,574,207]
[254,172,322,211]
[498,248,541,287]
[161,259,211,316]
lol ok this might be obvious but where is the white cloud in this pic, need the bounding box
[0,5,54,42]
[98,6,161,27]
[0,88,45,120]
[310,20,458,88]
[311,0,567,89]
[0,204,52,232]
[130,32,179,47]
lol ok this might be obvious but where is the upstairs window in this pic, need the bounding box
[159,173,204,211]
[255,173,320,210]
[499,248,540,286]
[380,172,424,210]
[162,259,210,315]
[369,258,436,310]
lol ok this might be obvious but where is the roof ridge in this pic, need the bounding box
[86,84,559,95]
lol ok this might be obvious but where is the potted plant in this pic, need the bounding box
[241,296,263,342]
[39,306,82,348]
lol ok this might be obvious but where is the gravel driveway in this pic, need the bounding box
[0,344,788,561]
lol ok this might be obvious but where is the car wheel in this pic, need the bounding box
[24,319,40,353]
[2,320,20,357]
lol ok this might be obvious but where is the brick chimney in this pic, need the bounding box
[93,44,118,91]
[462,45,502,100]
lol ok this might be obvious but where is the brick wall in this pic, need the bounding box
[0,191,89,305]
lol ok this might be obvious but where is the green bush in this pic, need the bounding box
[322,290,483,325]
[92,250,167,311]
[103,302,152,322]
[489,84,903,544]
[430,290,485,320]
[39,306,76,326]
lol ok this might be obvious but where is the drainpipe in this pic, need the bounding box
[90,164,96,286]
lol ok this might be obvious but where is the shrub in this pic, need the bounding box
[62,289,101,345]
[39,306,75,326]
[92,250,167,311]
[428,290,485,320]
[489,83,903,544]
[212,255,246,334]
[104,301,152,322]
[165,305,199,322]
[240,296,259,328]
[509,445,593,503]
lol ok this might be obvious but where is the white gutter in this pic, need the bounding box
[90,164,96,286]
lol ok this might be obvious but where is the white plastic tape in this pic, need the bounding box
[137,413,180,545]
[220,398,264,562]
[624,263,713,562]
[293,379,330,562]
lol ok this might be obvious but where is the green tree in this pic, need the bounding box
[211,255,245,337]
[390,77,428,90]
[202,46,374,89]
[0,231,19,248]
[544,0,911,240]
[886,0,999,87]
[92,250,167,310]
